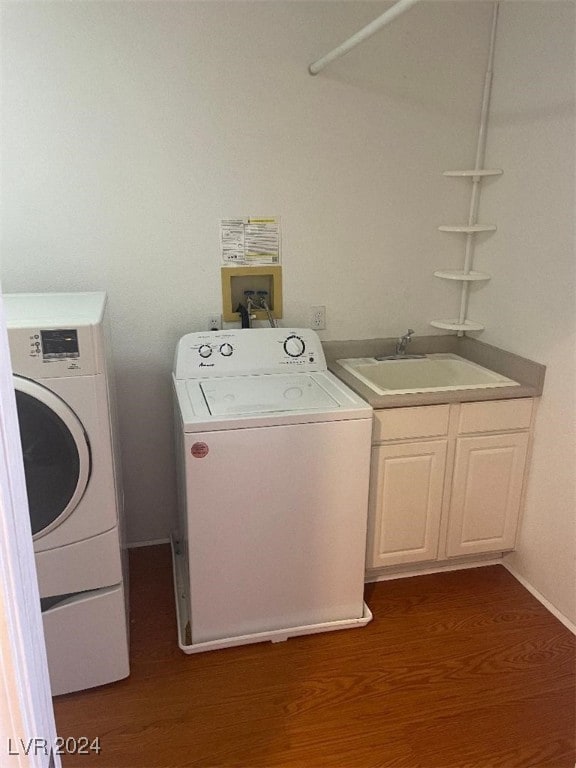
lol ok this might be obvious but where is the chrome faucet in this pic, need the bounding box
[374,328,423,361]
[395,329,415,356]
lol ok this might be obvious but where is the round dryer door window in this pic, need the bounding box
[13,376,91,539]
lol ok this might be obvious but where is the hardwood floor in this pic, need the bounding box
[53,545,575,768]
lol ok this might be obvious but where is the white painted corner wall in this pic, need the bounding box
[471,3,576,625]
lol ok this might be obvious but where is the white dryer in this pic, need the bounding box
[172,328,373,654]
[5,291,129,694]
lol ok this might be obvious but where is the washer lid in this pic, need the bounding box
[201,374,338,416]
[175,370,372,432]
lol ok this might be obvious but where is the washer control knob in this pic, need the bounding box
[283,335,306,358]
[198,344,212,359]
[219,343,233,357]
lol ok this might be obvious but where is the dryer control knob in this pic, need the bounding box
[219,343,233,357]
[198,344,213,359]
[283,335,306,358]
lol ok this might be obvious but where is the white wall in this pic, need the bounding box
[0,1,494,543]
[470,3,575,623]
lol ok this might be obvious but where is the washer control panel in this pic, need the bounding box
[174,328,327,379]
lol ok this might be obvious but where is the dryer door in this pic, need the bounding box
[13,376,91,540]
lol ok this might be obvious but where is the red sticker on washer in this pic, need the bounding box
[191,442,209,458]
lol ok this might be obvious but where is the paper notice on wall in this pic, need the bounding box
[220,218,281,265]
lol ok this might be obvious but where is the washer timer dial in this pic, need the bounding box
[283,335,306,358]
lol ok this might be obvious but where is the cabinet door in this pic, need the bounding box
[367,441,447,568]
[446,432,529,557]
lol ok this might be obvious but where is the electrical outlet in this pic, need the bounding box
[310,305,326,331]
[207,314,222,331]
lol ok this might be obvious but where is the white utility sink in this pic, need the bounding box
[336,353,520,396]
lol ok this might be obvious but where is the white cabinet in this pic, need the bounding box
[367,399,534,572]
[446,432,530,557]
[368,441,447,567]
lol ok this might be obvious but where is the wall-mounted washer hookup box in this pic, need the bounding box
[221,266,283,323]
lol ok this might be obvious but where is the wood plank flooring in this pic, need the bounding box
[53,545,575,768]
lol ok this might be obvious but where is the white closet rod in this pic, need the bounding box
[308,0,420,76]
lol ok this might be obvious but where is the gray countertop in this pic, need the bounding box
[323,335,546,410]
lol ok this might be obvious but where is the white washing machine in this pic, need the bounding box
[4,291,129,694]
[172,328,373,654]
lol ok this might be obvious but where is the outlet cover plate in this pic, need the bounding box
[207,314,222,331]
[310,305,326,331]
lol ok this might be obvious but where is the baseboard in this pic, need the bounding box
[365,557,503,583]
[503,562,576,636]
[127,538,171,549]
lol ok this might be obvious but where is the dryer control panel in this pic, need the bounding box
[174,328,327,379]
[6,326,99,378]
[40,329,80,360]
[4,291,107,378]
